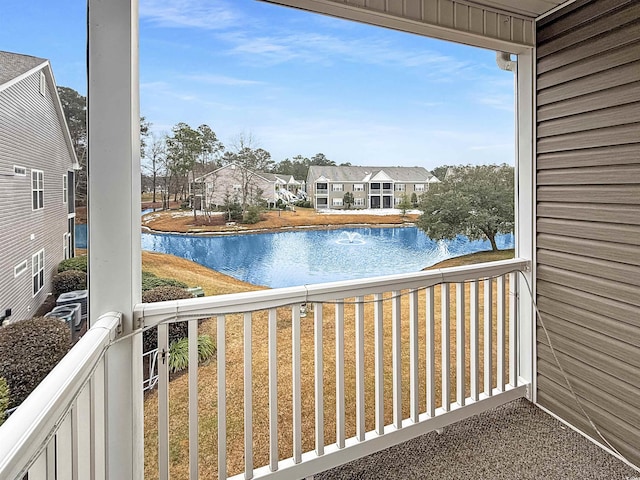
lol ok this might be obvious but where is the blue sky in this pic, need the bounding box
[1,0,515,169]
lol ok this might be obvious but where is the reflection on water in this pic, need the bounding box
[136,227,513,288]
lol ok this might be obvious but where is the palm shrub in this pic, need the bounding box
[57,256,87,273]
[0,377,9,426]
[0,317,71,409]
[168,335,216,373]
[52,270,87,295]
[141,286,193,353]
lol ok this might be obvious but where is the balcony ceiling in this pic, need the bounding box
[467,0,567,18]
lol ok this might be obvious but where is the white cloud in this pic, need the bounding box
[181,73,264,86]
[140,0,238,29]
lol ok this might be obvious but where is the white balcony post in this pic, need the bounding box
[515,47,535,397]
[88,0,143,478]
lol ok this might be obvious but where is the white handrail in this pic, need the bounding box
[0,312,121,480]
[136,258,530,327]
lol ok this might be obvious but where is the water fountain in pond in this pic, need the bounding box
[336,231,366,245]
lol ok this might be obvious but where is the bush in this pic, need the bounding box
[0,377,8,426]
[294,200,312,208]
[141,271,188,292]
[142,286,193,353]
[168,334,216,373]
[0,317,71,409]
[58,256,87,273]
[242,205,262,224]
[52,270,87,295]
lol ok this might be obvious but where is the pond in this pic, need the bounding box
[75,225,513,288]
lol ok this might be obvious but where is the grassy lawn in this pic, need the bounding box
[142,248,515,479]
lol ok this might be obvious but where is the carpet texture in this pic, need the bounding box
[314,399,639,479]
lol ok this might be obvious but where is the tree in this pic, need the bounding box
[143,134,167,205]
[430,165,450,182]
[166,122,202,216]
[397,194,412,216]
[310,153,335,166]
[343,192,354,209]
[410,192,418,207]
[57,86,87,204]
[417,164,514,251]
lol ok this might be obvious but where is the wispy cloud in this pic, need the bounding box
[140,0,239,30]
[181,73,264,86]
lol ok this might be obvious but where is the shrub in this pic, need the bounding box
[0,317,71,409]
[52,270,87,295]
[0,377,8,426]
[242,205,262,224]
[168,335,216,373]
[58,256,87,273]
[141,271,188,292]
[142,286,193,353]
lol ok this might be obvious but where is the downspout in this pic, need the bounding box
[496,51,516,72]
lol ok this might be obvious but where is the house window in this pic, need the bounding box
[396,184,405,191]
[415,184,425,192]
[371,182,380,189]
[32,170,44,210]
[39,72,46,96]
[14,165,27,176]
[383,183,392,190]
[354,198,365,206]
[354,184,364,191]
[317,198,328,207]
[316,182,328,191]
[332,198,343,206]
[32,249,45,295]
[14,260,28,278]
[332,184,343,192]
[394,197,402,205]
[63,233,71,260]
[63,174,68,204]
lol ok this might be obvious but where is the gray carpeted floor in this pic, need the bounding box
[315,399,639,479]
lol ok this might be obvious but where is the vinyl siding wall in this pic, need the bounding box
[0,69,75,322]
[536,0,640,466]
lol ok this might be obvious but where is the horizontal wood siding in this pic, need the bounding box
[536,0,640,468]
[0,68,75,322]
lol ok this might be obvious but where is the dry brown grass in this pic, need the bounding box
[142,207,418,234]
[142,250,513,479]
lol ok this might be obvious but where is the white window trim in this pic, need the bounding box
[32,169,44,210]
[32,249,45,296]
[396,183,405,191]
[63,174,68,204]
[415,184,425,192]
[353,184,364,191]
[63,232,71,260]
[332,198,343,206]
[13,165,27,176]
[14,260,28,278]
[354,198,365,206]
[39,71,46,96]
[332,184,343,192]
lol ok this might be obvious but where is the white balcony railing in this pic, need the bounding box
[0,259,531,480]
[0,312,121,480]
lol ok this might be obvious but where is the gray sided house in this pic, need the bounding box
[0,51,78,323]
[194,163,304,209]
[307,165,439,210]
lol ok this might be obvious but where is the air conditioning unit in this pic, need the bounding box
[50,303,83,331]
[56,290,88,321]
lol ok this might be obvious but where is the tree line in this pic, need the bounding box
[57,86,350,207]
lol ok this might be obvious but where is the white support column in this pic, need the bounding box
[515,48,535,399]
[88,0,142,478]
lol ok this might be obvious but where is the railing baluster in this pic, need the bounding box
[28,447,47,478]
[71,401,78,480]
[76,384,91,479]
[244,312,253,477]
[456,283,466,407]
[355,296,365,441]
[158,322,169,480]
[268,308,279,468]
[335,302,345,448]
[313,303,324,456]
[374,294,384,435]
[292,305,302,463]
[441,284,450,412]
[217,315,227,480]
[57,412,73,479]
[497,275,506,392]
[426,287,435,417]
[91,357,106,480]
[509,272,518,387]
[409,289,419,423]
[469,281,480,402]
[392,290,402,429]
[188,319,198,479]
[484,279,493,397]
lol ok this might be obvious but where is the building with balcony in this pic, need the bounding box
[307,165,439,210]
[0,51,78,324]
[0,1,639,479]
